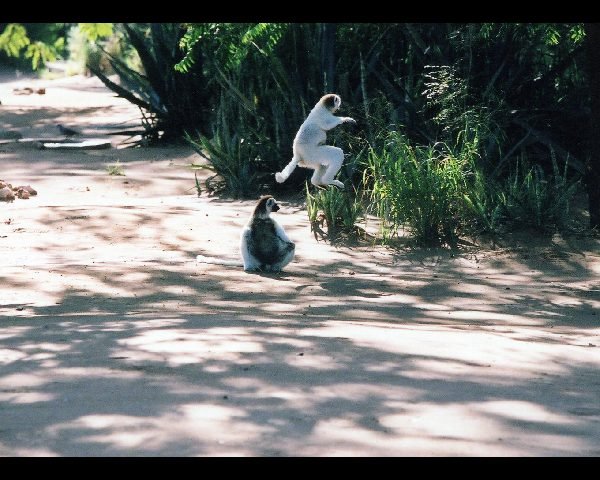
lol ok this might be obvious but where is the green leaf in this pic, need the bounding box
[78,23,113,42]
[0,23,30,57]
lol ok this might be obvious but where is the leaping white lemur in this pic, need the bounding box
[275,94,356,189]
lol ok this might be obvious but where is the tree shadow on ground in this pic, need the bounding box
[1,206,599,455]
[1,98,599,454]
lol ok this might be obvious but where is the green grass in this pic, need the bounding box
[305,182,364,240]
[362,132,474,247]
[359,130,582,246]
[106,160,124,176]
[497,153,580,232]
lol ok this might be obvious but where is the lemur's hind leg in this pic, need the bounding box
[318,146,345,189]
[310,164,327,187]
[268,243,295,272]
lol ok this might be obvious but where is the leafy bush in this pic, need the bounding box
[186,131,263,199]
[362,132,476,247]
[88,23,212,143]
[184,84,280,199]
[0,23,66,70]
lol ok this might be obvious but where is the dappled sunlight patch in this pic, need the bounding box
[0,348,27,365]
[376,401,589,455]
[544,295,585,307]
[221,376,271,392]
[0,442,58,457]
[49,366,142,380]
[0,326,33,341]
[110,271,152,285]
[63,318,187,333]
[304,414,516,456]
[312,383,421,403]
[309,416,398,456]
[432,309,541,325]
[379,403,508,449]
[262,303,303,313]
[0,372,48,390]
[363,360,407,373]
[47,403,270,454]
[20,342,71,353]
[479,400,577,425]
[162,285,198,296]
[283,352,344,370]
[202,363,231,373]
[118,327,264,365]
[302,321,591,380]
[413,302,453,311]
[218,381,316,413]
[406,358,496,380]
[0,391,56,404]
[334,307,403,322]
[49,414,167,450]
[0,266,154,309]
[0,269,66,308]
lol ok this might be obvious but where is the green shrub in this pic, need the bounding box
[88,23,212,143]
[363,132,475,246]
[498,153,580,232]
[185,131,262,200]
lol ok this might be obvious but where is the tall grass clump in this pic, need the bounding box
[305,183,364,240]
[497,153,580,232]
[185,126,262,199]
[362,132,478,247]
[184,73,285,199]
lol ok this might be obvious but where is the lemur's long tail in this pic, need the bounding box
[275,156,299,183]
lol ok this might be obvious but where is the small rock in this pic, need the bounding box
[17,189,30,199]
[13,87,34,95]
[17,185,37,196]
[0,187,15,202]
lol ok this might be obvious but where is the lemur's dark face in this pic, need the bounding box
[267,197,280,213]
[254,195,280,216]
[322,94,341,112]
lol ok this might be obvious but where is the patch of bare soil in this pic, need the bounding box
[1,68,599,457]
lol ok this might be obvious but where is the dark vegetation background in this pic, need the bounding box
[2,22,598,246]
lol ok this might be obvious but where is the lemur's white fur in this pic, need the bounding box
[196,196,294,273]
[275,94,356,189]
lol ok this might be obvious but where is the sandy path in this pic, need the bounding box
[1,71,599,456]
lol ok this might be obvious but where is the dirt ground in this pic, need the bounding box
[1,69,599,457]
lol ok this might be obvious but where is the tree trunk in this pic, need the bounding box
[585,23,600,229]
[321,23,336,93]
